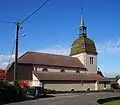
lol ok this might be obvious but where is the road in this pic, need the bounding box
[5,92,120,105]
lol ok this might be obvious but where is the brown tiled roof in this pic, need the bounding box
[34,72,104,81]
[18,52,85,70]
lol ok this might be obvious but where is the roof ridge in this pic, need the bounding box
[24,51,77,58]
[18,52,29,60]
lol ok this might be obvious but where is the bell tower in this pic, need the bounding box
[70,9,98,73]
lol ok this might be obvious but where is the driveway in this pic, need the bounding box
[5,92,120,105]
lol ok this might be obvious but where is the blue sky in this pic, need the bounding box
[0,0,120,77]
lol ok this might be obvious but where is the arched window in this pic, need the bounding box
[76,70,80,73]
[42,68,48,72]
[60,69,65,72]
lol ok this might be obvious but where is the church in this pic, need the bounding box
[7,14,111,91]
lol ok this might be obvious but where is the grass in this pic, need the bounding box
[103,100,120,105]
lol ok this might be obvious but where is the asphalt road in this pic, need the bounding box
[5,92,120,105]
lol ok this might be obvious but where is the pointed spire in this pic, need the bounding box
[80,7,85,26]
[79,6,87,37]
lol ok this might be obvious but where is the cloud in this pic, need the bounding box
[0,45,70,69]
[97,39,120,54]
[96,38,120,77]
[0,53,23,69]
[0,55,15,69]
[1,38,120,76]
[36,44,70,56]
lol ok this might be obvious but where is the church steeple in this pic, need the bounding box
[79,8,87,37]
[81,15,85,26]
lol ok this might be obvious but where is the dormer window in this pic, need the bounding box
[60,69,65,72]
[42,68,48,72]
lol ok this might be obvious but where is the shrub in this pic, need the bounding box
[0,80,26,103]
[44,89,56,94]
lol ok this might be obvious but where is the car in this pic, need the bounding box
[26,86,46,99]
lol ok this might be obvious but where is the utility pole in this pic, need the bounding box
[13,0,50,82]
[14,22,20,82]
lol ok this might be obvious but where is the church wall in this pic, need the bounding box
[72,53,86,67]
[7,64,33,81]
[33,66,79,73]
[17,64,33,80]
[98,83,111,90]
[31,74,42,87]
[43,81,96,91]
[31,74,110,91]
[106,84,111,89]
[86,54,97,73]
[7,64,14,81]
[72,53,97,73]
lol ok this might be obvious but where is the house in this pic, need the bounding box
[7,14,111,91]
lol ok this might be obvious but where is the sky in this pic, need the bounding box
[0,0,120,77]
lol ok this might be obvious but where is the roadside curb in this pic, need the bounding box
[97,96,120,105]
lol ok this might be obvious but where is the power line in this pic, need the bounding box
[20,0,50,24]
[6,41,15,70]
[9,41,15,63]
[0,20,16,24]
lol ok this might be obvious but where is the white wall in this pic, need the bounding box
[44,83,96,91]
[31,74,110,91]
[72,53,86,67]
[32,74,41,87]
[86,54,97,73]
[72,53,97,73]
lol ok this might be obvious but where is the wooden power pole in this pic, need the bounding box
[14,22,20,82]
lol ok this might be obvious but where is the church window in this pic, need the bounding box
[76,70,80,73]
[90,57,94,64]
[42,68,48,72]
[60,69,65,72]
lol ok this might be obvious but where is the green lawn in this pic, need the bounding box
[103,100,120,105]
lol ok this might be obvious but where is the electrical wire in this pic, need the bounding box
[1,0,51,71]
[0,20,16,24]
[6,41,15,70]
[20,0,50,24]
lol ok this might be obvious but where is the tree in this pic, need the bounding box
[114,75,120,83]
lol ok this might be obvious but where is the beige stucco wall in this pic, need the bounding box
[44,83,96,91]
[31,74,111,91]
[31,74,42,87]
[72,53,86,66]
[86,54,97,73]
[72,53,97,73]
[98,83,111,90]
[106,84,111,89]
[31,79,110,91]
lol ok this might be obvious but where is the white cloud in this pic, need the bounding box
[96,38,120,77]
[96,39,120,54]
[1,38,120,74]
[0,54,15,69]
[0,45,70,69]
[36,44,70,56]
